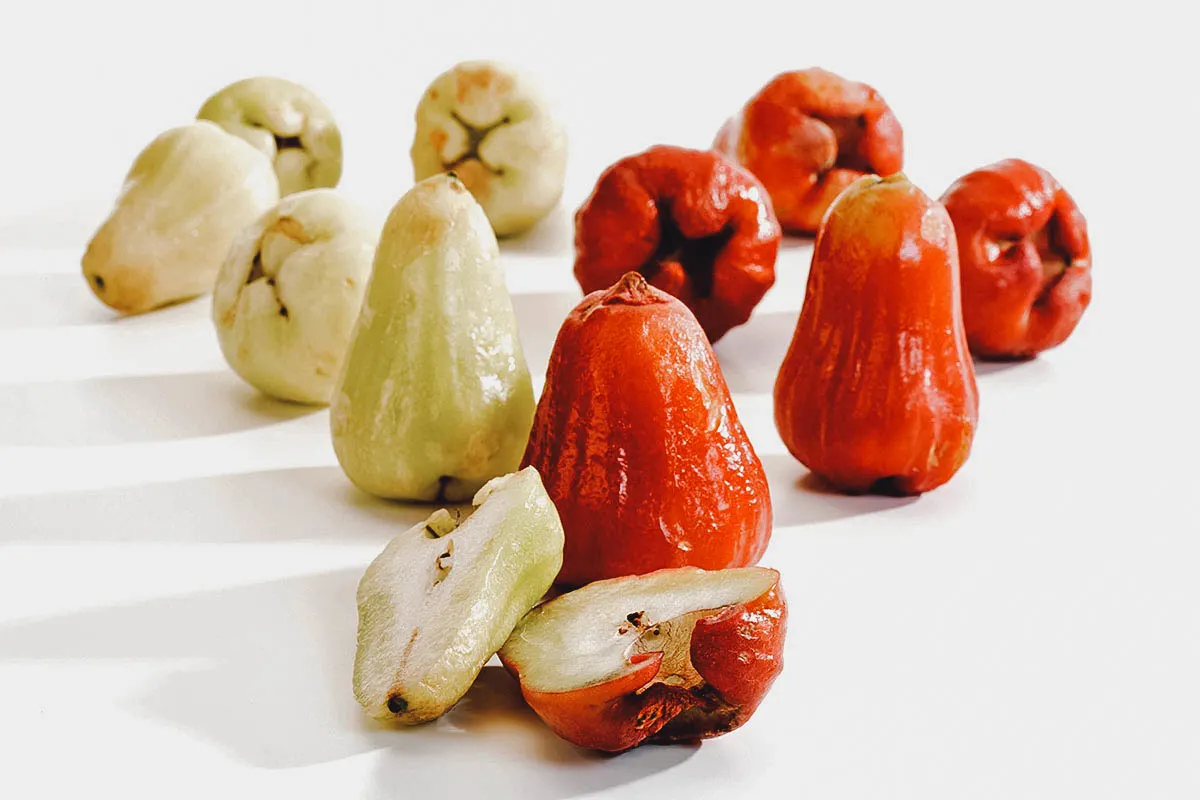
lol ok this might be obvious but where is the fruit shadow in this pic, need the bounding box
[0,273,115,329]
[365,666,698,800]
[0,570,384,768]
[762,453,919,528]
[0,570,696,792]
[497,205,573,258]
[715,309,799,395]
[973,356,1054,378]
[0,466,431,544]
[0,370,316,446]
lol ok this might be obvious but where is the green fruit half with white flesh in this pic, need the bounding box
[353,466,564,724]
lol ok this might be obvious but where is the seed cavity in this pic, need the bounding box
[433,539,454,586]
[442,112,510,176]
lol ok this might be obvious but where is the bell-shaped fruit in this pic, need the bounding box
[774,174,978,495]
[499,566,787,753]
[82,122,279,315]
[212,189,378,405]
[198,76,343,195]
[331,173,535,501]
[522,272,771,586]
[411,60,567,237]
[355,467,565,724]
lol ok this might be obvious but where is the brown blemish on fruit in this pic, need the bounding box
[271,216,315,245]
[454,65,514,103]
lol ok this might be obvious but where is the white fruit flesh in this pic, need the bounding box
[354,467,564,723]
[500,567,776,694]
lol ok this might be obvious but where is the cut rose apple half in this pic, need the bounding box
[499,567,786,752]
[354,466,564,724]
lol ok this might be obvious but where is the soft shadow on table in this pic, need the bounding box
[510,290,582,376]
[0,570,696,788]
[0,466,435,544]
[762,453,919,528]
[0,273,115,329]
[0,570,383,768]
[715,309,799,394]
[366,667,697,800]
[0,371,315,446]
[779,234,816,251]
[974,357,1054,378]
[497,205,572,258]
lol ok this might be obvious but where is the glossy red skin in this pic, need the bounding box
[573,145,781,343]
[715,68,903,235]
[500,571,787,753]
[522,272,771,586]
[940,159,1092,359]
[774,175,979,495]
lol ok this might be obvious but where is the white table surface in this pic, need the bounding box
[2,1,1197,798]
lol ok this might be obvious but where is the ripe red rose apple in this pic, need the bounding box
[498,567,786,753]
[939,158,1092,359]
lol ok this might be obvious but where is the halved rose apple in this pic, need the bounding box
[498,567,786,753]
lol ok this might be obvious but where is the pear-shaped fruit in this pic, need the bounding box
[774,174,978,495]
[212,189,378,405]
[198,76,343,195]
[354,466,565,724]
[522,271,771,587]
[331,173,535,501]
[82,122,279,315]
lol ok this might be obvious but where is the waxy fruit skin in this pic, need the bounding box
[330,174,535,502]
[412,60,567,237]
[715,68,903,235]
[940,159,1092,359]
[498,567,787,753]
[774,175,978,495]
[574,145,780,343]
[82,122,279,315]
[213,189,377,405]
[522,272,771,586]
[198,76,343,196]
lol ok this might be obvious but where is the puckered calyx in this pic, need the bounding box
[940,158,1092,359]
[573,145,780,343]
[212,189,377,405]
[82,121,279,315]
[199,76,342,196]
[411,60,567,237]
[714,67,904,235]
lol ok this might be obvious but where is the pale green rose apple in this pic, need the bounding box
[212,189,377,405]
[198,76,342,195]
[330,173,535,501]
[82,121,279,315]
[411,60,567,237]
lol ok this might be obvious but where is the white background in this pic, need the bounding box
[1,1,1197,797]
